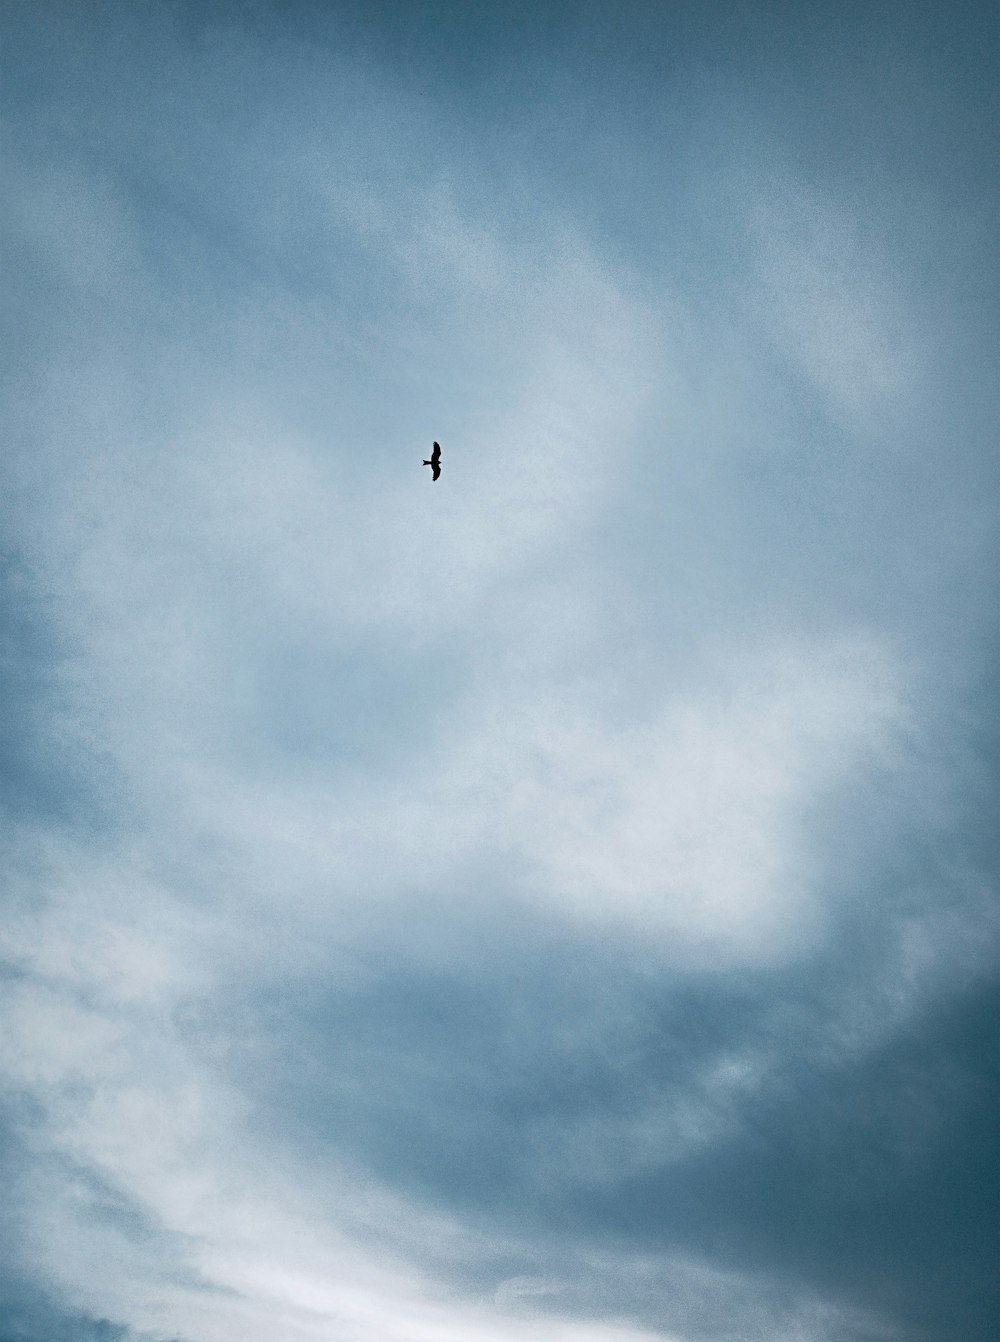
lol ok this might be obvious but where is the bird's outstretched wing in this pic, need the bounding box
[431,462,441,481]
[430,442,441,466]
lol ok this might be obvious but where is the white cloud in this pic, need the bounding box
[501,633,907,956]
[153,628,905,970]
[734,168,917,424]
[2,955,673,1342]
[0,133,682,1340]
[3,22,977,1341]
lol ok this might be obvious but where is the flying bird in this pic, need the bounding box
[423,441,441,481]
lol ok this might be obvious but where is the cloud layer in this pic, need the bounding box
[2,4,997,1341]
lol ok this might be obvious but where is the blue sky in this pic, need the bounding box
[1,3,997,1340]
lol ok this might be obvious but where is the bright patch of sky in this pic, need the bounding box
[1,3,997,1341]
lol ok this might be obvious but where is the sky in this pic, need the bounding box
[1,2,997,1340]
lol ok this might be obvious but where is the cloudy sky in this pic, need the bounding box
[1,3,997,1340]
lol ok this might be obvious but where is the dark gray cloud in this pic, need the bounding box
[0,1300,130,1342]
[206,890,997,1339]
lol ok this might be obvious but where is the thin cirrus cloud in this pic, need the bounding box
[1,4,997,1342]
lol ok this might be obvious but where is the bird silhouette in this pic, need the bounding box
[423,441,441,481]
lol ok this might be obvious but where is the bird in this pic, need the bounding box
[423,441,441,481]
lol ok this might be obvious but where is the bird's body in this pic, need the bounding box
[423,441,442,481]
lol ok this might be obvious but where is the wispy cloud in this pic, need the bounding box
[1,5,996,1341]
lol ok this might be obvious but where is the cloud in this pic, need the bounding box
[1,5,996,1342]
[735,169,916,425]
